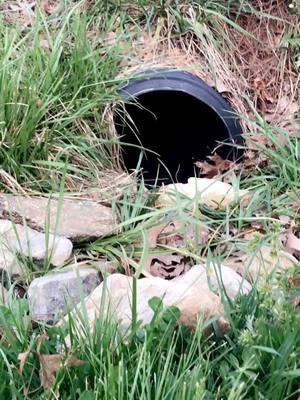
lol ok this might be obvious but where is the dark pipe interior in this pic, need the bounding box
[115,90,231,185]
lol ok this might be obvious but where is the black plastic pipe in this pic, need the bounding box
[114,69,243,185]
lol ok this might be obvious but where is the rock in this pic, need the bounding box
[60,267,229,339]
[156,178,250,209]
[1,221,30,276]
[0,283,8,304]
[0,195,119,242]
[0,246,25,276]
[0,220,72,268]
[185,264,252,299]
[28,267,102,323]
[224,246,297,282]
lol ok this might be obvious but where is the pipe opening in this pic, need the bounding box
[115,75,242,185]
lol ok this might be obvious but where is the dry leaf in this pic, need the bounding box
[39,354,85,389]
[195,160,219,179]
[290,276,300,287]
[146,227,177,275]
[150,261,187,278]
[66,357,86,368]
[150,254,190,279]
[195,154,235,179]
[284,232,300,259]
[19,333,85,389]
[267,96,299,132]
[18,351,30,375]
[39,354,60,388]
[134,221,208,279]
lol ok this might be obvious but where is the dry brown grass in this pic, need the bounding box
[226,0,299,132]
[112,0,299,137]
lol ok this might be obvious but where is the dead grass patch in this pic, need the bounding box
[110,0,299,136]
[226,0,299,133]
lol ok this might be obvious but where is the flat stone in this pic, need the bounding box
[0,195,118,241]
[60,266,230,340]
[0,220,72,267]
[28,267,102,323]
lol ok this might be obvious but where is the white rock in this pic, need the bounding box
[60,269,229,339]
[184,264,252,300]
[28,267,102,323]
[0,221,29,275]
[0,220,72,267]
[156,178,250,209]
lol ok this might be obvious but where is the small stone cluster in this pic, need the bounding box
[0,194,118,323]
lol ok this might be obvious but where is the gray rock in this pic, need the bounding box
[0,195,119,242]
[28,267,102,323]
[0,220,72,268]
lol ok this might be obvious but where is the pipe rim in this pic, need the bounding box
[119,68,244,147]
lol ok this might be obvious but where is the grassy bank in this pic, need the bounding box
[0,1,300,399]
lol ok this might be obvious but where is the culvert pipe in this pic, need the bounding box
[114,69,243,185]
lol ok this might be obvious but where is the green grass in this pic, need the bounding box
[0,0,300,399]
[0,1,128,191]
[1,272,300,399]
